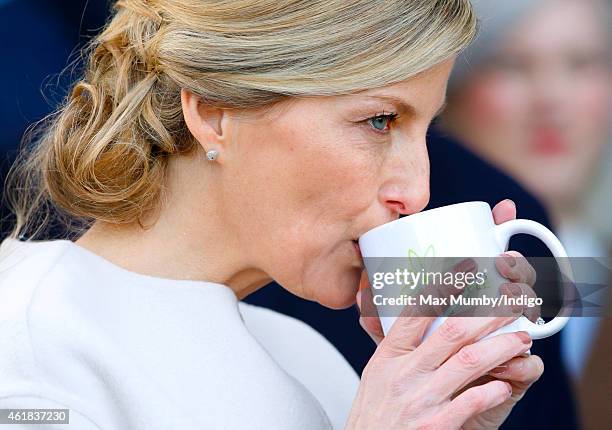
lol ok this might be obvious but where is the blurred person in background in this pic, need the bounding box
[440,0,611,426]
[0,1,586,428]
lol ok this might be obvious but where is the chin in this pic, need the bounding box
[315,266,362,310]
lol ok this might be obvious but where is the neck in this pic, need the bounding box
[75,151,272,299]
[545,194,585,231]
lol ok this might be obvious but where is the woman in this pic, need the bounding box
[0,1,544,428]
[440,0,611,384]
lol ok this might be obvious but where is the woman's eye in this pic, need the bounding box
[366,112,398,133]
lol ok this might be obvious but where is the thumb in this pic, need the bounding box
[356,273,385,345]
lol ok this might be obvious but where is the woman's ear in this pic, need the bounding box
[181,88,230,156]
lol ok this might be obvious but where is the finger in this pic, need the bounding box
[496,251,537,287]
[356,270,381,319]
[416,259,475,317]
[356,288,385,344]
[440,380,513,429]
[488,355,545,393]
[428,258,479,317]
[358,269,369,292]
[492,199,517,224]
[429,331,533,399]
[356,271,385,344]
[372,260,479,358]
[376,307,436,358]
[359,269,436,356]
[462,279,529,319]
[499,282,541,323]
[453,257,477,274]
[409,310,524,370]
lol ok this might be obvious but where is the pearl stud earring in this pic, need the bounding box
[206,149,219,161]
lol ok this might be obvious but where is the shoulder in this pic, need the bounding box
[0,239,108,426]
[0,239,77,337]
[238,301,355,369]
[0,239,75,314]
[0,238,73,289]
[238,302,359,429]
[0,238,74,368]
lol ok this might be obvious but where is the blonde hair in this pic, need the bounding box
[4,0,477,240]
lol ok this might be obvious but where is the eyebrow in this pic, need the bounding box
[362,94,448,118]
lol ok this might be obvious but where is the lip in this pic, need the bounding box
[530,128,568,156]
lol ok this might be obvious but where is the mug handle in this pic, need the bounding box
[494,219,574,339]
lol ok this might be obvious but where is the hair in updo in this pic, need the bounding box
[5,0,477,240]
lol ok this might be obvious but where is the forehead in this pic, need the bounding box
[239,59,455,123]
[505,0,609,52]
[336,59,455,105]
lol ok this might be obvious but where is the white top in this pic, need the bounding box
[0,238,359,429]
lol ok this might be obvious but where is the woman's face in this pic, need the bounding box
[445,0,611,207]
[219,59,454,309]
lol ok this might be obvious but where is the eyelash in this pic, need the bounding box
[364,111,400,134]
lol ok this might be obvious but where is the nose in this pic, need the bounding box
[378,141,430,216]
[530,67,567,123]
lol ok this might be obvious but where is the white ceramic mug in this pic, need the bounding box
[358,201,573,340]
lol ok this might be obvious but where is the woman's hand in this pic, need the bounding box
[444,248,544,430]
[347,200,544,429]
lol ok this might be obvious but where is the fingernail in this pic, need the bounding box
[510,284,522,296]
[455,258,476,273]
[505,199,516,209]
[489,365,508,375]
[503,253,517,268]
[516,331,532,344]
[501,283,522,297]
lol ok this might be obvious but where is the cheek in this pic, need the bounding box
[571,78,612,133]
[281,125,381,220]
[235,118,380,285]
[559,77,612,171]
[279,132,382,303]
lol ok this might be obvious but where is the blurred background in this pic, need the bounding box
[1,1,610,428]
